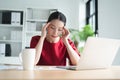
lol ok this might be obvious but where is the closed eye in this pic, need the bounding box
[58,29,63,31]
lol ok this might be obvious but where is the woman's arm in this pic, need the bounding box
[62,28,80,65]
[34,23,50,65]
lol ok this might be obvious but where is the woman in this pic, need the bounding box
[30,11,80,66]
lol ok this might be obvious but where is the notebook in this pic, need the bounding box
[57,37,120,70]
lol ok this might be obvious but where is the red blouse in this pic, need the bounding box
[30,35,80,66]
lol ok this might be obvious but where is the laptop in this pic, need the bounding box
[57,37,120,70]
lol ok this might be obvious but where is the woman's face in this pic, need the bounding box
[47,19,64,39]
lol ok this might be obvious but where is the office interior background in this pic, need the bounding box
[0,0,120,65]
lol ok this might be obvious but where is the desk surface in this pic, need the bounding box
[0,65,120,80]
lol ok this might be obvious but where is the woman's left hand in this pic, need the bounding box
[62,27,70,42]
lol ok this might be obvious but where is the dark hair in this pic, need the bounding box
[47,11,66,26]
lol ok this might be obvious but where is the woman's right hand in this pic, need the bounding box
[41,23,50,38]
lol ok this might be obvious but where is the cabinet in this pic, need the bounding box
[25,8,57,47]
[0,9,24,57]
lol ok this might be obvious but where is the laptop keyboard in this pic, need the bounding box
[56,66,77,70]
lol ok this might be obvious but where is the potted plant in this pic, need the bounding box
[69,24,95,53]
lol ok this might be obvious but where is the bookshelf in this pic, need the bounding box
[0,9,24,57]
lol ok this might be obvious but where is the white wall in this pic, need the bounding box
[0,0,80,29]
[98,0,120,39]
[98,0,120,65]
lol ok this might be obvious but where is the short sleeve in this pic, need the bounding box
[30,36,40,48]
[68,39,80,55]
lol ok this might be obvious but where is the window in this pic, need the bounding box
[86,0,98,36]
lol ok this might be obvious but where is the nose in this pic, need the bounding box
[53,29,58,36]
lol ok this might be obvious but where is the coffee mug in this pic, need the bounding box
[19,48,36,70]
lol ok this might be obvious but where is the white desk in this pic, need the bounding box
[0,65,120,80]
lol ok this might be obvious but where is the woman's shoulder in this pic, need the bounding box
[32,35,41,40]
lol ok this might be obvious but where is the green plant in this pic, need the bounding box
[79,24,95,41]
[69,24,95,53]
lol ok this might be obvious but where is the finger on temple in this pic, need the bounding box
[43,22,51,30]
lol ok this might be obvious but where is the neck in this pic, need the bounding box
[46,35,60,43]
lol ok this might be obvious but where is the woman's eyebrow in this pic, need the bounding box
[50,24,56,27]
[51,23,64,28]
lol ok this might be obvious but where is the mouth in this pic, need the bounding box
[51,35,58,38]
